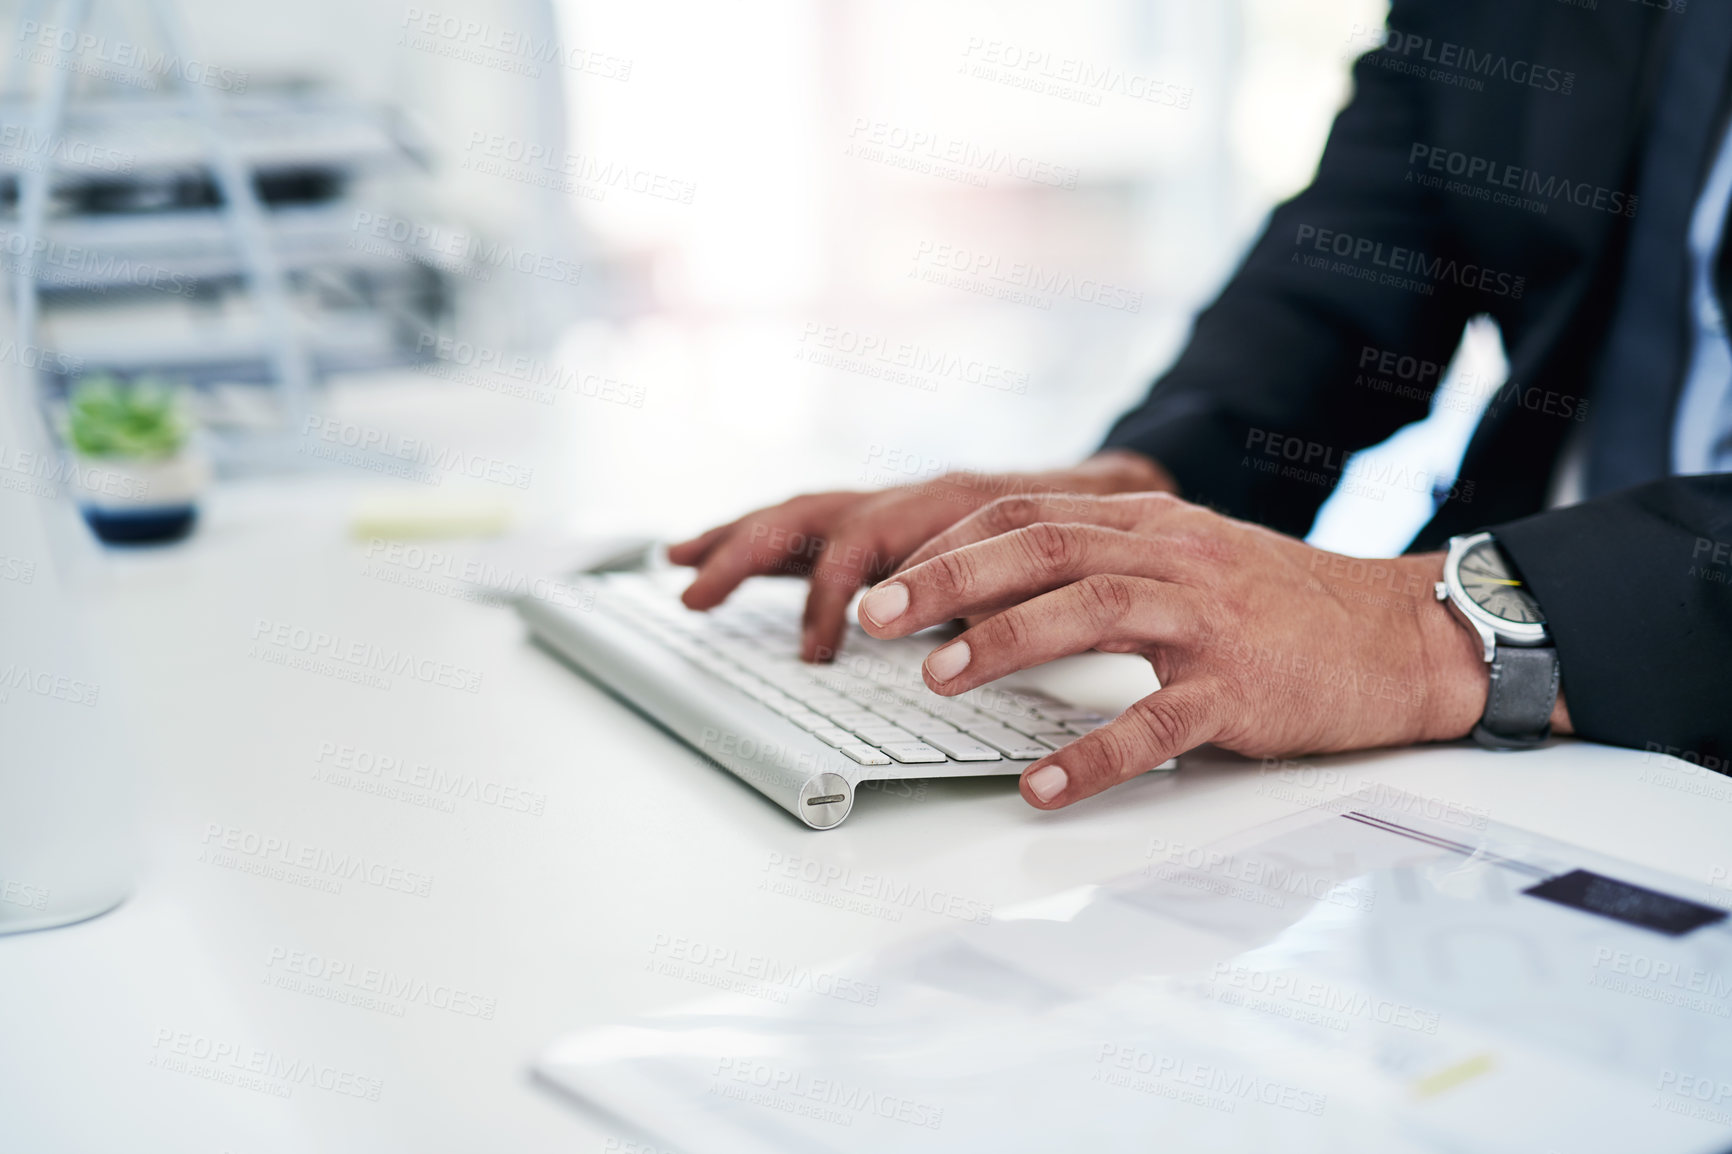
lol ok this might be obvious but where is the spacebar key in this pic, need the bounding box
[922,734,1002,762]
[880,743,948,764]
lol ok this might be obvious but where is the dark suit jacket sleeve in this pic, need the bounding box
[1493,475,1732,764]
[1101,0,1479,538]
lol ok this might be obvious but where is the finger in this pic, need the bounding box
[801,489,991,661]
[666,521,736,567]
[920,575,1198,694]
[680,512,822,610]
[1020,680,1222,809]
[899,491,1161,573]
[799,524,894,662]
[858,522,1184,639]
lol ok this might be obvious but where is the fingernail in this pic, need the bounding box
[859,582,909,626]
[1027,764,1067,803]
[925,640,971,682]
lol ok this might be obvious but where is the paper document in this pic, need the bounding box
[536,788,1732,1153]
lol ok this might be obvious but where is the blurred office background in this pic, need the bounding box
[4,0,1498,558]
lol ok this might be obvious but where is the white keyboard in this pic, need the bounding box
[601,573,1111,766]
[518,569,1125,828]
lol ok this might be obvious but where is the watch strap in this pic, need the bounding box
[1472,645,1559,751]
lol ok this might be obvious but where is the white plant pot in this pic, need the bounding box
[71,446,209,544]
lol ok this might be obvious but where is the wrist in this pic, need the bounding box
[1407,550,1574,741]
[1407,552,1491,743]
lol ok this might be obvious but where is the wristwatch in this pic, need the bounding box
[1434,532,1559,750]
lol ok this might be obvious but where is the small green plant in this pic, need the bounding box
[66,375,191,460]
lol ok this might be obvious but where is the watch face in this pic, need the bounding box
[1458,539,1545,625]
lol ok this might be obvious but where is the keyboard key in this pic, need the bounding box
[736,684,778,707]
[813,727,856,747]
[1042,707,1107,723]
[879,707,940,728]
[760,693,806,717]
[776,685,830,708]
[1016,690,1069,709]
[839,744,891,766]
[1002,715,1071,738]
[691,654,736,678]
[920,700,987,725]
[905,718,959,737]
[1065,718,1110,735]
[807,671,857,695]
[881,743,948,764]
[972,706,1038,730]
[922,734,1003,762]
[1036,734,1071,751]
[841,685,900,707]
[962,724,1050,759]
[785,711,833,731]
[851,725,919,747]
[828,711,886,730]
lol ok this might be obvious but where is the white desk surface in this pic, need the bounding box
[2,479,1723,1154]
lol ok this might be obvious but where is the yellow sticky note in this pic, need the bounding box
[349,493,515,540]
[1413,1053,1496,1098]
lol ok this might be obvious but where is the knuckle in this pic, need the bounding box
[814,523,860,566]
[1087,728,1142,775]
[1165,599,1212,649]
[1128,490,1183,526]
[1076,572,1136,625]
[1019,521,1080,573]
[1164,529,1233,570]
[1123,692,1204,758]
[983,608,1032,654]
[923,549,976,600]
[984,494,1040,533]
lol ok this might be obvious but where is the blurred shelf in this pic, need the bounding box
[4,86,450,389]
[0,91,423,192]
[41,292,437,384]
[15,203,457,292]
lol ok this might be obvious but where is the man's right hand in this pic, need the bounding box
[666,450,1177,661]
